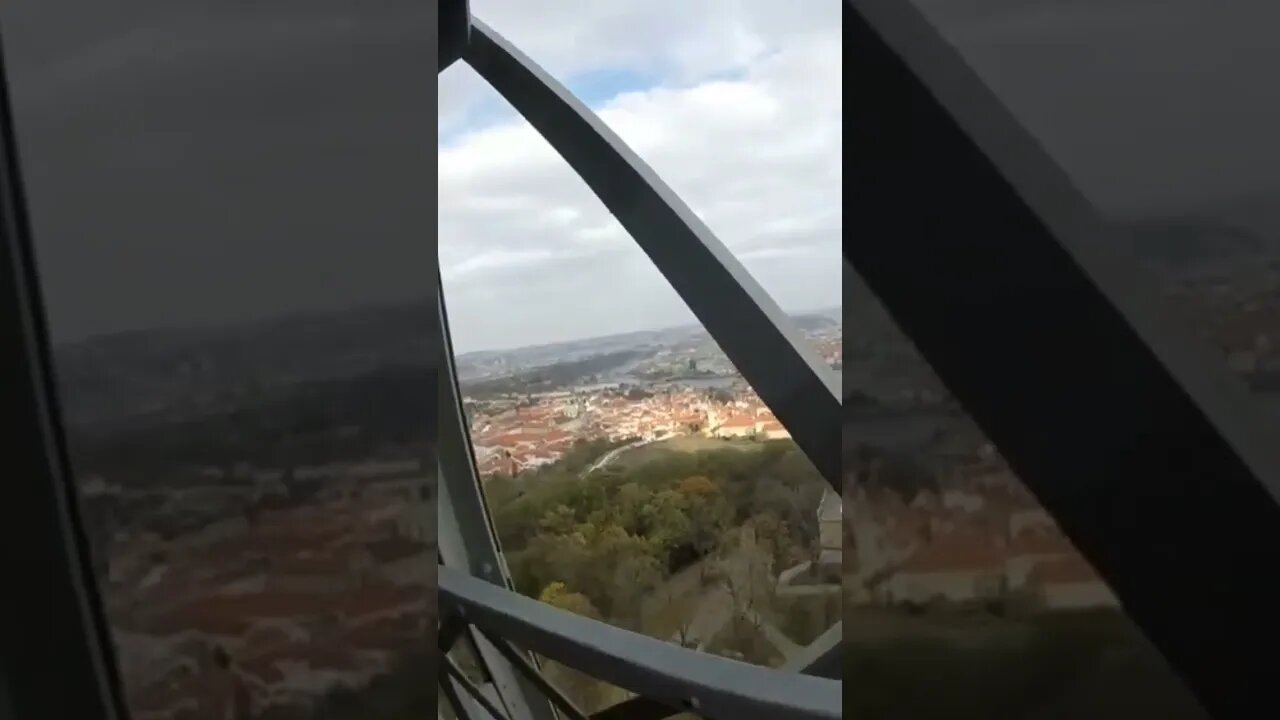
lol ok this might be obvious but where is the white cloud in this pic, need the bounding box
[439,0,841,353]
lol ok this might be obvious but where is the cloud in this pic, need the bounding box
[439,0,842,353]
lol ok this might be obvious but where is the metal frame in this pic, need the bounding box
[848,1,1280,718]
[437,2,844,717]
[595,621,841,720]
[439,279,557,720]
[440,0,470,71]
[464,19,841,491]
[0,32,127,720]
[439,567,840,720]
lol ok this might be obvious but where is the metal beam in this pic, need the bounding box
[437,279,557,720]
[441,566,840,720]
[0,31,127,720]
[438,0,470,71]
[781,622,840,680]
[464,20,841,491]
[445,656,514,720]
[479,630,591,720]
[590,697,678,720]
[593,621,842,720]
[848,1,1280,717]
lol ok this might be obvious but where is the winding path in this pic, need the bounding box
[579,438,653,478]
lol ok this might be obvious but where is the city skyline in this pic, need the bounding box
[452,301,840,357]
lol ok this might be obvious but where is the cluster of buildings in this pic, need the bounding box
[846,445,1118,612]
[810,333,842,369]
[1209,295,1280,377]
[87,462,436,719]
[467,384,792,478]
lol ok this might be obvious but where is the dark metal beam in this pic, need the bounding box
[445,656,513,720]
[440,566,840,720]
[847,1,1280,717]
[781,622,840,680]
[478,629,591,720]
[438,0,470,71]
[0,32,126,720]
[590,697,680,720]
[437,278,557,720]
[593,620,842,720]
[464,20,841,490]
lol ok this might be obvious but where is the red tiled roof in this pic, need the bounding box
[337,583,424,619]
[1008,528,1074,557]
[366,536,425,564]
[899,532,1003,574]
[240,655,286,685]
[343,617,408,652]
[1027,555,1106,586]
[149,592,338,635]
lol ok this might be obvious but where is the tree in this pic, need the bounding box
[708,388,734,404]
[641,489,692,551]
[539,504,577,536]
[674,607,697,649]
[539,581,601,619]
[536,582,613,712]
[613,482,651,534]
[676,475,717,498]
[680,479,733,558]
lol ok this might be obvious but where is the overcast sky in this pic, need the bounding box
[5,1,1277,349]
[439,0,842,354]
[1,0,433,343]
[913,0,1280,219]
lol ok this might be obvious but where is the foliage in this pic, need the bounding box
[539,581,602,619]
[706,616,784,667]
[492,438,824,632]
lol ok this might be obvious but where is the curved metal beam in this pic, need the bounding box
[0,32,127,720]
[463,20,841,490]
[440,566,841,720]
[438,279,556,720]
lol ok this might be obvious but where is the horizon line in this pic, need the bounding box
[454,303,841,357]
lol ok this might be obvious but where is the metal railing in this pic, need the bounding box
[438,567,840,720]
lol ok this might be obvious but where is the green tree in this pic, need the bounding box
[534,582,613,712]
[539,581,601,619]
[642,489,693,551]
[539,504,577,536]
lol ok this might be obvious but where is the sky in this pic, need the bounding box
[438,0,843,354]
[911,0,1280,219]
[4,1,1277,347]
[1,0,434,343]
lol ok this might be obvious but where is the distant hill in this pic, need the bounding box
[52,297,434,431]
[1118,194,1280,284]
[1123,218,1276,277]
[455,308,840,379]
